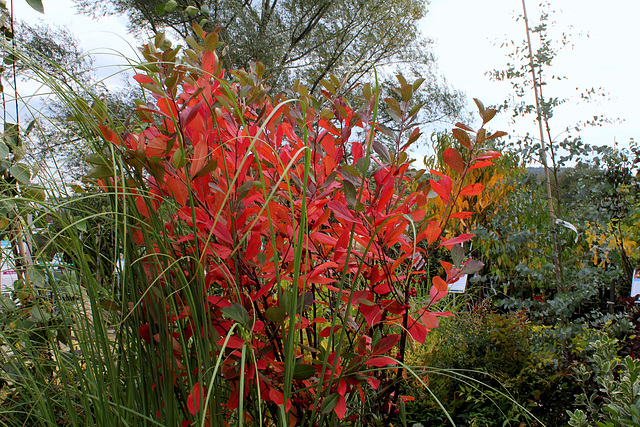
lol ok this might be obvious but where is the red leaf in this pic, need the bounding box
[98,125,121,145]
[412,208,426,221]
[311,231,338,246]
[420,220,441,245]
[459,183,484,197]
[359,303,383,327]
[319,325,342,337]
[321,132,336,157]
[450,211,476,219]
[452,128,472,148]
[269,388,283,405]
[432,276,448,293]
[139,324,151,343]
[455,122,474,132]
[428,179,450,203]
[244,232,262,262]
[202,51,217,76]
[407,318,428,344]
[251,282,274,302]
[351,142,363,163]
[213,221,234,245]
[442,148,465,174]
[371,334,401,356]
[420,311,440,329]
[368,376,380,390]
[218,335,244,348]
[375,179,394,213]
[481,131,507,142]
[373,283,392,295]
[335,395,347,419]
[133,74,155,85]
[430,276,448,305]
[165,176,188,206]
[473,150,501,161]
[366,356,396,367]
[440,233,475,248]
[209,243,232,259]
[468,160,494,171]
[327,200,356,223]
[207,296,231,309]
[187,382,204,415]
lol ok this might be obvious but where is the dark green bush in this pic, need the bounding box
[404,300,578,426]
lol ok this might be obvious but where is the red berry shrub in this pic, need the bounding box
[93,28,502,425]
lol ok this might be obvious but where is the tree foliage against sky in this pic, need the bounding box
[73,0,466,125]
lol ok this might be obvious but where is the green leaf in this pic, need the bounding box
[221,302,251,328]
[85,153,109,166]
[147,157,165,181]
[451,244,465,267]
[280,290,294,315]
[401,85,412,103]
[473,98,485,117]
[265,306,286,324]
[75,219,87,232]
[24,119,36,136]
[297,291,313,314]
[363,83,372,101]
[408,103,423,118]
[482,108,497,124]
[0,142,9,159]
[21,185,45,201]
[2,53,14,66]
[4,123,19,148]
[461,260,485,275]
[9,163,30,184]
[84,166,114,180]
[164,0,178,13]
[25,0,44,14]
[172,148,185,169]
[372,139,390,163]
[70,184,85,194]
[204,31,218,52]
[185,5,198,17]
[257,252,266,265]
[377,124,395,140]
[412,77,425,91]
[100,300,121,312]
[293,364,316,380]
[0,200,13,215]
[343,180,356,207]
[399,397,407,427]
[339,165,361,186]
[320,393,339,414]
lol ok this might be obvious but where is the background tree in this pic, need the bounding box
[8,21,139,180]
[73,0,466,126]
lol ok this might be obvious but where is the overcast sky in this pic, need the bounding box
[12,0,640,162]
[420,0,639,156]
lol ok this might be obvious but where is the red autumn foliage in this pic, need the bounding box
[93,28,502,424]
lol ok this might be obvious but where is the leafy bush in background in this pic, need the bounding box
[404,299,579,426]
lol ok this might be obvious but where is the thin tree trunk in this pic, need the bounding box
[521,0,563,292]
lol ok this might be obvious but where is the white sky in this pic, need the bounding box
[11,0,640,162]
[420,0,640,157]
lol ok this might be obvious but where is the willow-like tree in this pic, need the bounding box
[73,0,465,124]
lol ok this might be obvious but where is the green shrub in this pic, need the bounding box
[405,300,577,426]
[568,334,640,427]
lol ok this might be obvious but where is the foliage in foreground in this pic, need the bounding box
[0,24,504,426]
